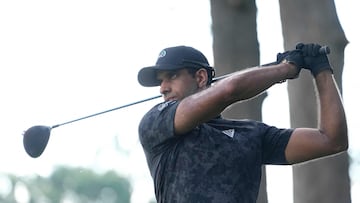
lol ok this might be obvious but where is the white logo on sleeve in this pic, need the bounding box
[157,101,176,111]
[222,129,235,138]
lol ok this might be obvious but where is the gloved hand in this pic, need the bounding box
[276,49,304,79]
[296,43,333,77]
[276,49,304,69]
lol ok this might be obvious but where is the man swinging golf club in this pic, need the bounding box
[137,44,348,202]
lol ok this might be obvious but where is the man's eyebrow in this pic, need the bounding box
[157,70,179,79]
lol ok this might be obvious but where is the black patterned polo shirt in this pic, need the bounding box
[139,101,293,203]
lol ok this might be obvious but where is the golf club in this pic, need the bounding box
[23,69,244,158]
[23,95,162,158]
[23,45,330,158]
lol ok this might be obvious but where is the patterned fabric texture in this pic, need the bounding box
[139,101,293,203]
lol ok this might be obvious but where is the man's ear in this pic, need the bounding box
[195,68,209,88]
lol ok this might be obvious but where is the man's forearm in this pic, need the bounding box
[315,71,348,152]
[219,62,295,101]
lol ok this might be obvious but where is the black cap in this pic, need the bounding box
[138,46,213,87]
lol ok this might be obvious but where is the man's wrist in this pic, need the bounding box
[311,65,334,77]
[281,59,300,79]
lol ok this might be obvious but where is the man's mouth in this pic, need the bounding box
[164,96,176,101]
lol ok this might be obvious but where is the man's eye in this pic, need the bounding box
[170,73,178,80]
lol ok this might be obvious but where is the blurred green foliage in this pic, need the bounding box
[0,166,132,203]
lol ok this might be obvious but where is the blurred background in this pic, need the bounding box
[0,0,358,202]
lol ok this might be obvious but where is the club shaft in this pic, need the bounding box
[50,60,287,129]
[51,95,162,129]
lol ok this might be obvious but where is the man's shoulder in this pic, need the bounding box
[138,100,180,152]
[143,100,178,118]
[139,100,179,133]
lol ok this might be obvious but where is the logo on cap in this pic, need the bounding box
[158,50,166,58]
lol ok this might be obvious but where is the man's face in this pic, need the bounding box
[157,68,201,101]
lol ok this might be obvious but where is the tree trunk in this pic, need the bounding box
[278,0,351,202]
[210,0,268,202]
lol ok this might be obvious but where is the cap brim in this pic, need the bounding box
[138,64,183,87]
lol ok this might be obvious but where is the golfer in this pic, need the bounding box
[137,44,348,203]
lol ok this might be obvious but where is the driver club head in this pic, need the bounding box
[23,125,51,158]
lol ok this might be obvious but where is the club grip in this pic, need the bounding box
[296,43,331,55]
[319,46,330,54]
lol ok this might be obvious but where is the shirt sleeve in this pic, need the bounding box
[138,100,179,153]
[260,123,294,165]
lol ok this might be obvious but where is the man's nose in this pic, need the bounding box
[160,80,171,95]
